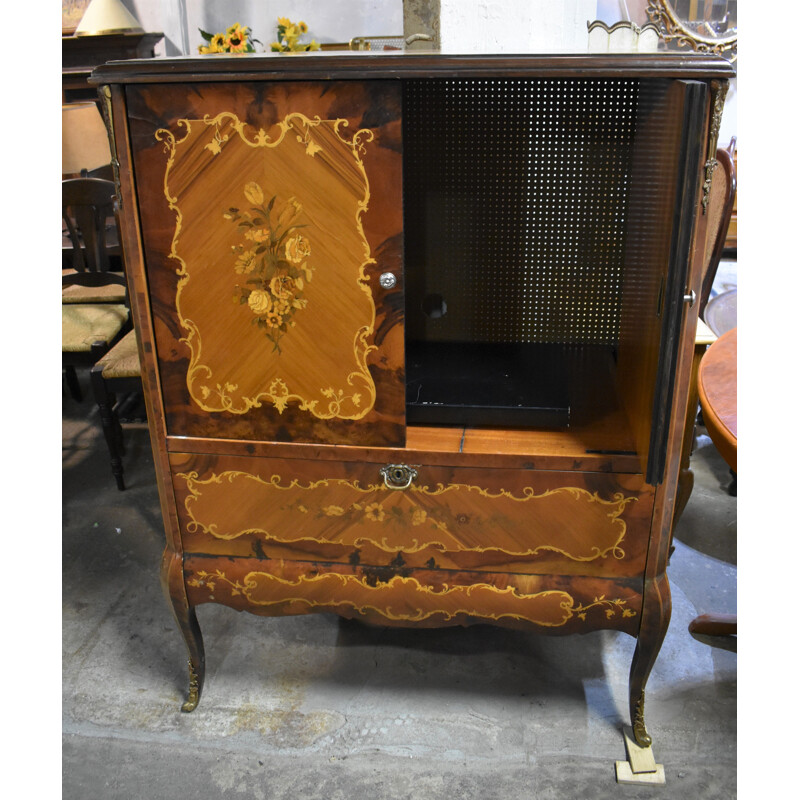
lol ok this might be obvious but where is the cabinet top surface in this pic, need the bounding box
[91,50,735,84]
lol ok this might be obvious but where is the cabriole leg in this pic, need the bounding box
[177,606,205,712]
[629,574,671,748]
[162,549,206,712]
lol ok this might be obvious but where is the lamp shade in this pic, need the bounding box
[74,0,144,36]
[62,103,112,175]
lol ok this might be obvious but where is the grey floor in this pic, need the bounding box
[63,258,737,800]
[63,383,736,799]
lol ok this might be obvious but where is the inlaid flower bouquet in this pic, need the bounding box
[228,182,314,353]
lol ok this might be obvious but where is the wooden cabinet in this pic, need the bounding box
[62,32,163,104]
[93,52,734,751]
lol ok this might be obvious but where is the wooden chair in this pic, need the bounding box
[62,177,126,305]
[698,138,737,318]
[62,178,131,401]
[90,330,143,490]
[672,137,737,530]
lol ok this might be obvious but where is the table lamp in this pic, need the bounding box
[74,0,144,36]
[62,102,112,176]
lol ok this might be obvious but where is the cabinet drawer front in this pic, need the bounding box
[184,555,642,635]
[127,81,405,447]
[171,453,654,577]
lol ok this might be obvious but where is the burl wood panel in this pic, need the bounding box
[170,452,655,577]
[183,555,642,635]
[126,81,404,446]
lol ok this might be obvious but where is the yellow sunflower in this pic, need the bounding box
[226,24,249,53]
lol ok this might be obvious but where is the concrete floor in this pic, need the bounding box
[62,372,736,798]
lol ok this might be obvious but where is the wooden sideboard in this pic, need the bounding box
[63,31,163,104]
[92,51,734,751]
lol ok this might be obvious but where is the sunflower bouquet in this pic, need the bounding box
[198,23,259,54]
[270,18,320,52]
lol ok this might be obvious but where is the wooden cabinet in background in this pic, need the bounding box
[92,51,734,753]
[62,31,162,104]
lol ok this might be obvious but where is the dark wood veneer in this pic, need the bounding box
[92,51,735,85]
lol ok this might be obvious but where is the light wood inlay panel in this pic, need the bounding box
[160,112,378,420]
[127,81,405,446]
[170,452,654,576]
[183,555,643,635]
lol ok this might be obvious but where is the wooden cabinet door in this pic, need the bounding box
[127,81,405,447]
[617,78,709,484]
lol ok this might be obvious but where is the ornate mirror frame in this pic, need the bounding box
[647,0,737,61]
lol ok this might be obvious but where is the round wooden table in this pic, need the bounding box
[689,327,736,637]
[698,327,737,474]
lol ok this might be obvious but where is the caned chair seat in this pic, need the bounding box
[62,272,127,304]
[62,303,129,352]
[95,329,141,378]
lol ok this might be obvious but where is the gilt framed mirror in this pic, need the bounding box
[647,0,737,61]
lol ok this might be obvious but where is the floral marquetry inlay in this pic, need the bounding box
[177,470,639,562]
[227,185,314,353]
[185,569,637,627]
[156,112,378,419]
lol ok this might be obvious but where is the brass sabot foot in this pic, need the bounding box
[632,691,652,748]
[180,658,201,713]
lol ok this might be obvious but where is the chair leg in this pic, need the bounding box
[64,366,82,402]
[689,613,736,637]
[112,399,125,457]
[90,365,126,490]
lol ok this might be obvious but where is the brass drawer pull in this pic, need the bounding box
[380,464,418,490]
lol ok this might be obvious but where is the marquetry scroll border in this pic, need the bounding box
[155,112,378,419]
[177,469,638,561]
[186,570,638,627]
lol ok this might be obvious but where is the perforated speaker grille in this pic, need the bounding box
[403,78,639,346]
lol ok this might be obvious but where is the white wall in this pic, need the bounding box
[113,0,736,142]
[439,0,595,53]
[119,0,403,56]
